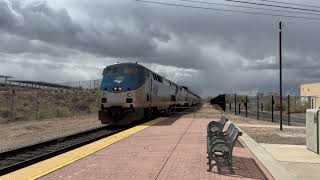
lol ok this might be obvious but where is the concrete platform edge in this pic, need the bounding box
[238,127,297,180]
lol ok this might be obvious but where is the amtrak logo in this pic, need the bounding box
[114,76,124,84]
[114,80,122,83]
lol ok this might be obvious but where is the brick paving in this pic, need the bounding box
[42,116,274,180]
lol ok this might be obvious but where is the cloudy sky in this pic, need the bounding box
[0,0,320,96]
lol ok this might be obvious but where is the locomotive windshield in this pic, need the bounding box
[101,64,145,92]
[103,67,139,75]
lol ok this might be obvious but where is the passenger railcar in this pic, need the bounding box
[99,63,201,125]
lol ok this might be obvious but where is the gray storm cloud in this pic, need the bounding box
[0,0,24,27]
[0,0,171,58]
[1,0,320,96]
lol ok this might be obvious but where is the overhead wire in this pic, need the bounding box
[135,0,320,21]
[225,0,320,13]
[259,0,320,9]
[178,0,320,16]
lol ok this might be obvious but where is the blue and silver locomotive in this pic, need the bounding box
[99,63,201,125]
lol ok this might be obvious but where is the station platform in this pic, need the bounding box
[3,116,276,180]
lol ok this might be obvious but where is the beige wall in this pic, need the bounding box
[301,83,320,109]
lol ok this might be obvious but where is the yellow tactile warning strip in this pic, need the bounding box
[1,118,166,180]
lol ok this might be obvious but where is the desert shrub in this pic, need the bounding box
[88,104,98,113]
[56,107,71,117]
[0,110,13,118]
[73,102,90,112]
[36,107,71,120]
[291,103,309,113]
[36,108,57,119]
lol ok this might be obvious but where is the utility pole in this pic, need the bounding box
[279,21,283,131]
[234,93,237,115]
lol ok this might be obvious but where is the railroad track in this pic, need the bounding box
[0,125,127,176]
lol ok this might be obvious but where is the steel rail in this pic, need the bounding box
[0,125,127,176]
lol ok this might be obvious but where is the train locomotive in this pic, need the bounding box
[98,63,201,125]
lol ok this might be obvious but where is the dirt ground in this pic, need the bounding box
[0,114,102,152]
[224,112,306,145]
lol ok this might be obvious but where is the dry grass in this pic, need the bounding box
[0,89,100,123]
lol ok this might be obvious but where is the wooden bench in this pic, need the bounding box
[207,123,242,171]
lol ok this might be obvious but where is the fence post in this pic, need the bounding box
[234,94,237,115]
[288,95,290,126]
[36,90,39,120]
[261,103,264,111]
[245,96,248,117]
[229,102,231,111]
[56,94,59,117]
[238,103,241,115]
[271,95,274,122]
[257,95,260,120]
[11,90,15,121]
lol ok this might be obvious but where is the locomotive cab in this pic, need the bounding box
[99,63,146,124]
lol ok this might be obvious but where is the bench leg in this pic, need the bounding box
[229,152,233,167]
[228,151,233,166]
[207,152,213,172]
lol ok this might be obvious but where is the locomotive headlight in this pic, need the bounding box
[113,87,117,91]
[118,87,122,91]
[127,93,132,97]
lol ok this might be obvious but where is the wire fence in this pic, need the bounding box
[0,89,101,123]
[58,79,102,90]
[225,94,313,126]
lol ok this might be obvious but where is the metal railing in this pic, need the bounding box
[58,79,102,90]
[225,94,313,126]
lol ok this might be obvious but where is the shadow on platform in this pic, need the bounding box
[209,156,268,180]
[152,116,181,126]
